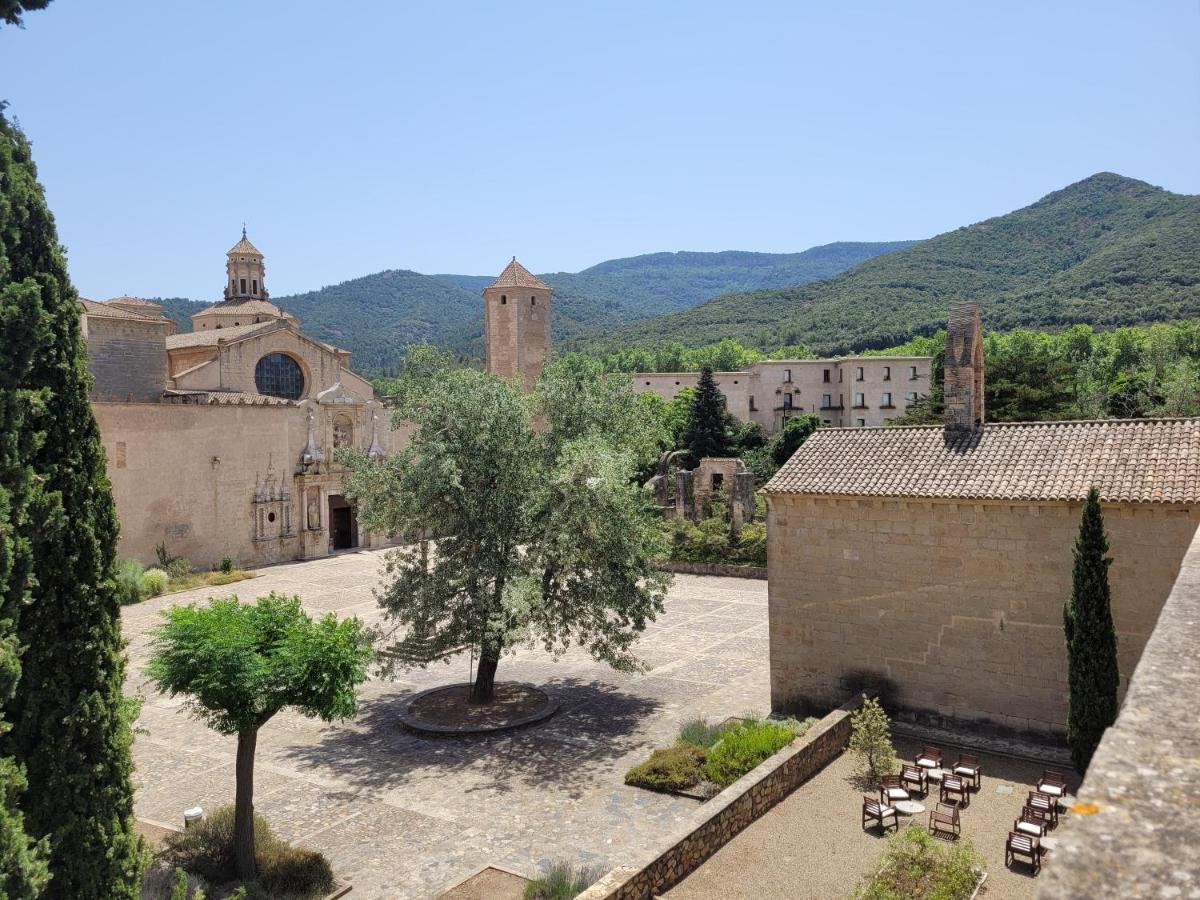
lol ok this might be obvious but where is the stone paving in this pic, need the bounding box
[124,549,770,899]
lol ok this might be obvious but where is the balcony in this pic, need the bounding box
[852,404,869,410]
[819,403,844,411]
[879,404,896,410]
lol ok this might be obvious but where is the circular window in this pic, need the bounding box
[255,353,304,400]
[267,512,276,523]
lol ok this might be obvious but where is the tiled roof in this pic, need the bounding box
[227,233,262,256]
[166,322,274,349]
[485,258,551,292]
[164,389,292,406]
[80,297,164,322]
[764,419,1200,504]
[193,299,292,319]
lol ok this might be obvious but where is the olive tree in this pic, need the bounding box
[145,594,372,881]
[342,348,671,703]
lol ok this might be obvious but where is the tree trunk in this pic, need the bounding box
[234,729,258,882]
[471,655,498,704]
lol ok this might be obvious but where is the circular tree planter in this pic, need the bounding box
[398,682,559,735]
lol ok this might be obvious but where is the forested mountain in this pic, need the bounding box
[595,174,1200,354]
[150,241,911,373]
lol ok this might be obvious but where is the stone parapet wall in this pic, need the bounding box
[1036,529,1200,898]
[655,560,767,580]
[576,699,856,900]
[767,494,1199,736]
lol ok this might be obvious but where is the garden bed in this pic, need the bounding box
[398,682,559,734]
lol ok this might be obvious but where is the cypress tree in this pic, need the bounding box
[681,366,732,460]
[0,107,146,897]
[1063,487,1120,773]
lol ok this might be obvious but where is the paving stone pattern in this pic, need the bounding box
[124,549,770,899]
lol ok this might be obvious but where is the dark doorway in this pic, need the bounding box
[328,494,358,551]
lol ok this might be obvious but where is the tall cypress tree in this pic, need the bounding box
[681,366,732,460]
[1063,487,1120,773]
[0,108,146,897]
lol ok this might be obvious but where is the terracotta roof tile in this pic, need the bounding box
[485,258,551,292]
[763,419,1200,504]
[163,389,292,406]
[165,322,274,349]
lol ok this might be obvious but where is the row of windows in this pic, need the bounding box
[230,277,260,295]
[773,391,919,410]
[498,295,539,306]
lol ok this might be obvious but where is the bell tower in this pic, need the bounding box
[482,257,552,392]
[223,226,269,301]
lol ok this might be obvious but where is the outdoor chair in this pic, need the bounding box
[1015,815,1046,840]
[879,774,910,806]
[1037,769,1068,804]
[1020,803,1053,834]
[900,763,928,795]
[940,773,969,807]
[1027,790,1059,827]
[1005,830,1041,875]
[928,802,961,839]
[862,795,898,833]
[915,745,944,771]
[952,751,982,790]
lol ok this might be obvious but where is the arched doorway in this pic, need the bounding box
[327,494,358,551]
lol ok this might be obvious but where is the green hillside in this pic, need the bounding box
[596,174,1200,354]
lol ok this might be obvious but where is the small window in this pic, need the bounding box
[823,369,830,383]
[733,380,739,384]
[252,279,258,294]
[906,392,918,404]
[883,366,891,381]
[267,512,276,523]
[856,366,864,381]
[501,295,507,305]
[240,278,247,293]
[749,395,756,411]
[881,392,893,407]
[675,381,680,386]
[531,296,536,306]
[783,369,792,382]
[854,392,865,407]
[234,321,240,326]
[821,393,832,408]
[910,365,918,379]
[645,381,651,386]
[857,418,866,427]
[839,369,844,383]
[783,393,793,409]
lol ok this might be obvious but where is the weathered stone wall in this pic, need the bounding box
[1036,529,1200,898]
[85,315,168,402]
[655,560,767,579]
[483,286,551,391]
[767,494,1199,736]
[576,700,855,900]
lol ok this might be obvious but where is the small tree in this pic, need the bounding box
[1063,487,1119,773]
[849,695,897,785]
[681,366,732,460]
[146,594,373,882]
[771,413,821,466]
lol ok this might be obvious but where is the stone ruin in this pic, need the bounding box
[645,452,757,529]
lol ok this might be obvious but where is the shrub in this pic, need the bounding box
[852,825,984,900]
[166,557,193,579]
[524,859,605,900]
[737,521,767,566]
[678,718,729,749]
[705,718,797,788]
[162,805,278,884]
[115,558,145,605]
[624,743,707,792]
[219,556,235,574]
[257,844,333,897]
[849,695,897,786]
[141,568,170,597]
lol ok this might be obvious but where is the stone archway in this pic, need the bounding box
[327,494,358,551]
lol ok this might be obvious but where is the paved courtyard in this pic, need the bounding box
[124,549,770,899]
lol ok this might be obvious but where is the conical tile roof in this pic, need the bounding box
[485,257,551,292]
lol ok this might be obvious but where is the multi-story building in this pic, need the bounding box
[635,356,932,432]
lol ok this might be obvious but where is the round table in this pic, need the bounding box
[1039,836,1059,851]
[894,799,926,816]
[924,767,945,782]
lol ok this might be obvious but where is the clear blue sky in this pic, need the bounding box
[2,0,1198,300]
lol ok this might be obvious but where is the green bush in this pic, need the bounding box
[852,825,984,900]
[257,844,333,898]
[678,718,729,749]
[523,859,605,900]
[141,568,170,597]
[705,718,798,788]
[219,556,235,574]
[737,521,767,566]
[115,558,146,605]
[162,805,277,884]
[624,743,707,792]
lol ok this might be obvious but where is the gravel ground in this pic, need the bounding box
[664,736,1080,900]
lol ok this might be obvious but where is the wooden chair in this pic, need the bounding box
[1014,815,1045,840]
[862,795,898,833]
[879,774,910,806]
[940,773,969,807]
[1020,803,1053,834]
[914,745,944,771]
[1037,769,1067,804]
[1005,830,1041,875]
[952,751,982,790]
[928,802,961,838]
[1027,790,1059,827]
[900,763,928,796]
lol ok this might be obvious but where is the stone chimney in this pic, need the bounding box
[944,303,984,432]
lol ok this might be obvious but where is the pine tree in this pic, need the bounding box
[681,366,732,460]
[1063,487,1120,773]
[0,107,147,897]
[848,695,897,785]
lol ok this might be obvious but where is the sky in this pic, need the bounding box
[1,1,1198,301]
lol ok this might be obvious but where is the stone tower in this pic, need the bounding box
[944,302,985,432]
[223,226,269,301]
[483,257,552,391]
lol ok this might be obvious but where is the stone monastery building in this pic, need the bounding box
[763,304,1200,738]
[81,234,544,570]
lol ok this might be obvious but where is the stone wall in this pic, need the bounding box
[1036,529,1200,898]
[767,494,1199,736]
[85,315,168,402]
[655,561,767,579]
[576,700,856,900]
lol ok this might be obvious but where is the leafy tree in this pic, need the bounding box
[848,695,897,785]
[341,349,670,704]
[0,1,51,27]
[146,594,372,881]
[771,413,821,466]
[1063,488,1119,773]
[0,106,147,898]
[681,367,732,460]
